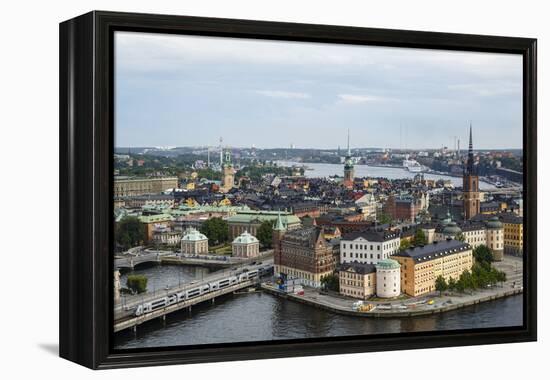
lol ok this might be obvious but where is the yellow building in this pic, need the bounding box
[501,213,523,256]
[393,239,473,297]
[114,176,178,197]
[138,213,174,242]
[339,262,376,300]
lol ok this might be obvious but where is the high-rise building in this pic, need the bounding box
[463,124,480,219]
[343,129,354,189]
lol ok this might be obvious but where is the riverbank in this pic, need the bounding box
[261,283,522,318]
[262,255,523,318]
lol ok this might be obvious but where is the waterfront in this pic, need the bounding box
[276,161,497,190]
[114,264,522,349]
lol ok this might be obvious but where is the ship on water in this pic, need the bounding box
[403,159,423,172]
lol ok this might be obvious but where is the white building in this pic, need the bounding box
[355,193,377,219]
[434,216,504,261]
[181,227,209,254]
[375,259,401,298]
[232,230,260,258]
[340,230,400,265]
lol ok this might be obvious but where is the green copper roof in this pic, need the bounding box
[232,231,259,244]
[273,210,287,231]
[181,228,208,241]
[486,216,503,229]
[226,211,300,226]
[138,214,173,223]
[376,258,400,270]
[443,221,462,235]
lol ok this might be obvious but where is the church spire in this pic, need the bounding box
[274,210,286,231]
[347,129,351,157]
[466,122,475,175]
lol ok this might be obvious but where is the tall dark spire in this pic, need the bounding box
[466,122,476,175]
[347,129,351,157]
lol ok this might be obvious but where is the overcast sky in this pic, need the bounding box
[115,31,523,150]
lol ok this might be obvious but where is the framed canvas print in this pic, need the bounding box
[59,11,537,369]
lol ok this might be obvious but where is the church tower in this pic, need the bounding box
[463,124,480,219]
[272,211,287,277]
[221,148,236,193]
[343,129,355,189]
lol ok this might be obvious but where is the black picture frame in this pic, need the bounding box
[59,10,537,369]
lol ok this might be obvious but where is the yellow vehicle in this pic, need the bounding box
[358,304,375,312]
[427,299,435,305]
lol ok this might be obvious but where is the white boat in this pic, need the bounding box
[403,159,423,172]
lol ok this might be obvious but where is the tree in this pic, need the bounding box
[455,276,466,293]
[447,277,457,291]
[399,239,411,252]
[256,220,273,248]
[116,216,145,250]
[435,275,447,296]
[413,229,427,246]
[495,270,507,286]
[200,217,229,245]
[377,212,392,225]
[321,274,340,292]
[473,245,494,265]
[456,233,466,242]
[126,274,148,294]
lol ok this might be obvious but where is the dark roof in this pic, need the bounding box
[457,221,486,232]
[480,201,501,210]
[394,239,470,263]
[499,213,523,224]
[341,229,400,242]
[338,262,376,275]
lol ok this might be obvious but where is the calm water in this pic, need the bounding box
[114,265,522,349]
[276,161,496,190]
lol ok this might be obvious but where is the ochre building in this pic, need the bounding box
[393,239,473,297]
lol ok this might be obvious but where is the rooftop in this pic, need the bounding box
[341,229,400,242]
[232,231,259,245]
[394,239,471,263]
[338,262,376,275]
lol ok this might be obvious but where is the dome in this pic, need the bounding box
[486,216,503,229]
[232,230,259,245]
[376,258,400,270]
[443,221,462,235]
[181,228,208,241]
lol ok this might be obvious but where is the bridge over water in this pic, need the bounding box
[114,260,273,332]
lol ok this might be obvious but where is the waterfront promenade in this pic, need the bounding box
[262,255,523,318]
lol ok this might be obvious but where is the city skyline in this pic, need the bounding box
[115,32,522,149]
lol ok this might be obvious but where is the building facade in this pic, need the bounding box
[338,262,376,300]
[340,230,400,265]
[434,216,505,261]
[393,240,473,297]
[485,216,504,261]
[375,259,401,298]
[232,231,260,258]
[138,213,174,242]
[152,227,182,246]
[114,176,179,197]
[273,224,337,288]
[501,213,523,256]
[180,227,209,254]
